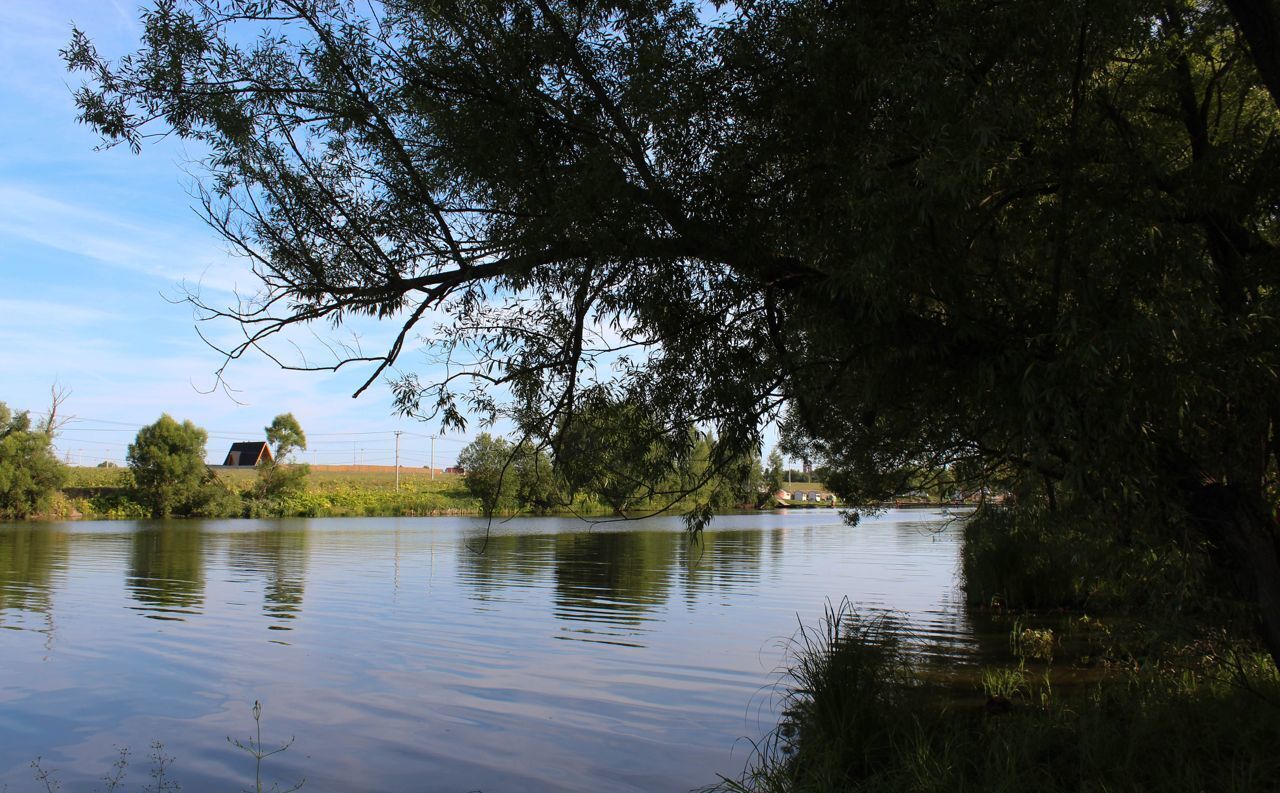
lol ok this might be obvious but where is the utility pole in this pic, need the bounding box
[394,431,402,490]
[430,434,437,480]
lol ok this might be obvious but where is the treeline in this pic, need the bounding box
[454,429,779,518]
[1,396,788,521]
[0,403,315,520]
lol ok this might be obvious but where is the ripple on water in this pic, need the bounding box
[0,510,975,792]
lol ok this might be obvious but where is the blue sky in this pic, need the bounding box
[0,2,782,469]
[0,2,481,467]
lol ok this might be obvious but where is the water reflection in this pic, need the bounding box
[128,526,207,618]
[552,531,676,625]
[0,512,974,793]
[457,527,774,642]
[677,528,772,596]
[225,529,309,627]
[457,532,552,602]
[0,526,67,625]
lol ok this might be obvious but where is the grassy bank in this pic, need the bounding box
[716,602,1280,793]
[54,465,482,520]
[49,465,704,520]
[718,506,1280,792]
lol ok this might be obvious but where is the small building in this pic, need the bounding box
[223,441,273,467]
[444,465,464,474]
[775,489,792,502]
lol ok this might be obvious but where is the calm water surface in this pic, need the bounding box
[0,509,973,792]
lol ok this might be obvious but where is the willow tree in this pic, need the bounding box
[65,0,1280,661]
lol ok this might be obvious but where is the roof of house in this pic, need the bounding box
[223,441,273,466]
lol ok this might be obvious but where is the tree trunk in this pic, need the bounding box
[1190,482,1280,669]
[1226,0,1280,111]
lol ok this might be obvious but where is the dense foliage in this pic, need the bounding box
[458,433,525,516]
[127,414,225,518]
[0,402,67,519]
[65,0,1280,660]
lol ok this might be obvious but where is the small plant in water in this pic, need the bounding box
[100,746,130,792]
[24,703,301,793]
[1010,618,1055,663]
[980,665,1028,701]
[228,701,304,793]
[143,743,178,793]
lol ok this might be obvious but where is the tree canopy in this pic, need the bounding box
[128,414,214,518]
[66,0,1280,660]
[265,413,307,462]
[458,433,523,516]
[0,402,67,519]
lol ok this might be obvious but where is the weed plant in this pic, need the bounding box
[22,702,301,793]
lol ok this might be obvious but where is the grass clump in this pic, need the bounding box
[716,603,1280,793]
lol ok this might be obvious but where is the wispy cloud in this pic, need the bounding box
[0,183,254,294]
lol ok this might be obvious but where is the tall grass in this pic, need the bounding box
[714,603,1280,793]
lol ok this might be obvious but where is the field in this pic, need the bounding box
[211,465,466,492]
[59,464,479,519]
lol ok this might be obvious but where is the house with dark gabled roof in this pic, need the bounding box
[223,441,274,467]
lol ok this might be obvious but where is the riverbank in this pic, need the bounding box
[715,602,1280,793]
[46,465,780,520]
[715,503,1280,793]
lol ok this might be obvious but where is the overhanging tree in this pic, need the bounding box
[66,0,1280,661]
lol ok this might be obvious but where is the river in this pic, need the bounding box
[0,508,973,792]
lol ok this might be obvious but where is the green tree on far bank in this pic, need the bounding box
[766,450,784,496]
[256,413,310,504]
[458,433,521,517]
[513,440,561,513]
[0,402,67,519]
[265,413,306,461]
[556,394,685,515]
[128,414,227,518]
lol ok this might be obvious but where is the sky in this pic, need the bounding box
[0,2,782,470]
[0,1,481,468]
